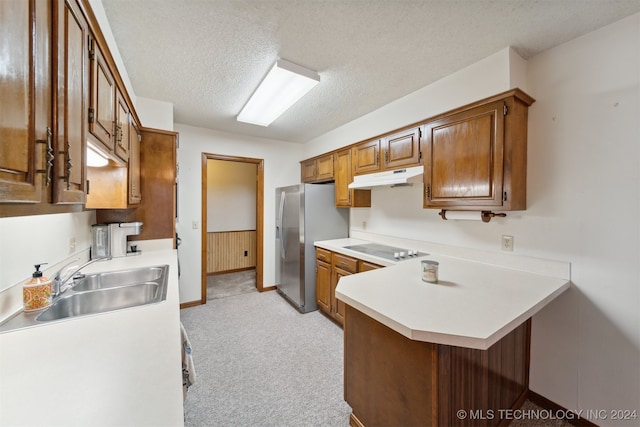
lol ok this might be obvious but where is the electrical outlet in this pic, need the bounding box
[501,235,514,252]
[244,250,248,257]
[68,236,76,254]
[362,221,367,230]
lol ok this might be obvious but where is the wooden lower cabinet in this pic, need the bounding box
[316,248,364,327]
[315,258,331,313]
[344,305,530,427]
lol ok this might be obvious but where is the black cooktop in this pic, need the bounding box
[343,243,428,262]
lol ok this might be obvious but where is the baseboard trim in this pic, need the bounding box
[528,390,599,427]
[259,285,277,293]
[207,266,255,276]
[180,300,202,309]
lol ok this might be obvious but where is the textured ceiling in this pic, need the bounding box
[101,0,640,143]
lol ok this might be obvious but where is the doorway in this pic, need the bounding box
[201,153,264,304]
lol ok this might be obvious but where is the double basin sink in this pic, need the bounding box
[0,265,169,331]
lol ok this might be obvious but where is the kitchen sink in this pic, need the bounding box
[36,282,162,322]
[0,265,170,332]
[71,266,165,292]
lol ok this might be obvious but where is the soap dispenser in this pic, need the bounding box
[23,264,52,312]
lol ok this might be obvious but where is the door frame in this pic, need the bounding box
[201,153,264,304]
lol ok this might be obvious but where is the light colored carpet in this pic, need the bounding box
[207,269,257,300]
[181,290,572,427]
[180,290,351,427]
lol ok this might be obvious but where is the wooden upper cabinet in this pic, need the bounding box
[423,90,534,210]
[301,154,333,183]
[334,149,371,208]
[352,139,381,175]
[115,89,130,161]
[128,121,141,204]
[316,155,333,181]
[0,0,51,204]
[53,0,88,204]
[301,159,316,182]
[382,126,422,170]
[88,38,115,153]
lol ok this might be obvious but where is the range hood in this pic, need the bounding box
[348,165,424,189]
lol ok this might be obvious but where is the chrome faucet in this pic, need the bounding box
[52,257,112,297]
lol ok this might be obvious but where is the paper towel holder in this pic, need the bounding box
[438,209,507,223]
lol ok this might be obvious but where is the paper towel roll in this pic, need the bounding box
[442,211,482,221]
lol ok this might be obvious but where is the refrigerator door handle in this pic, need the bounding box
[278,191,286,259]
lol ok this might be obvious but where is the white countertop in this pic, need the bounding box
[0,250,184,426]
[317,238,570,350]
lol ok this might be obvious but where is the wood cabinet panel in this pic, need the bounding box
[345,305,436,427]
[206,230,257,273]
[96,129,177,247]
[315,155,333,181]
[128,121,141,204]
[131,129,176,242]
[301,154,333,183]
[88,39,115,152]
[332,267,351,326]
[334,149,370,208]
[425,101,503,206]
[0,0,49,203]
[53,0,88,204]
[358,260,383,272]
[114,89,129,161]
[316,247,332,264]
[352,139,380,175]
[345,305,530,427]
[332,252,357,274]
[316,258,331,313]
[301,159,316,182]
[423,91,533,210]
[383,126,422,170]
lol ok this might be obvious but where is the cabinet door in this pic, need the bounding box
[334,149,352,207]
[423,100,505,208]
[128,121,141,204]
[0,0,50,203]
[316,260,331,314]
[332,267,352,326]
[383,126,421,170]
[88,39,115,153]
[53,0,88,204]
[352,139,380,175]
[315,155,334,181]
[301,159,316,182]
[114,90,129,161]
[334,149,371,208]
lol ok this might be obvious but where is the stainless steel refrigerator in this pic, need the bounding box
[275,183,349,313]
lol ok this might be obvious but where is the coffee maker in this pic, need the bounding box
[91,222,143,259]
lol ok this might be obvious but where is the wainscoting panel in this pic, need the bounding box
[207,230,257,273]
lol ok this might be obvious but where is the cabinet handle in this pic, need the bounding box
[425,184,431,199]
[65,141,72,190]
[36,127,54,187]
[384,150,388,163]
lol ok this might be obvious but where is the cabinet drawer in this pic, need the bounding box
[359,260,383,272]
[332,253,358,274]
[316,247,332,263]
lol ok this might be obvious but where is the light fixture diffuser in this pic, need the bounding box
[237,59,320,127]
[86,142,109,167]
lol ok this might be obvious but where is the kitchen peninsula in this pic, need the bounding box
[316,237,570,427]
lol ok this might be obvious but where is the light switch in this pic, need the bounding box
[192,221,199,229]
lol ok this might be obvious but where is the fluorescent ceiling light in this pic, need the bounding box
[237,59,320,127]
[86,142,109,167]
